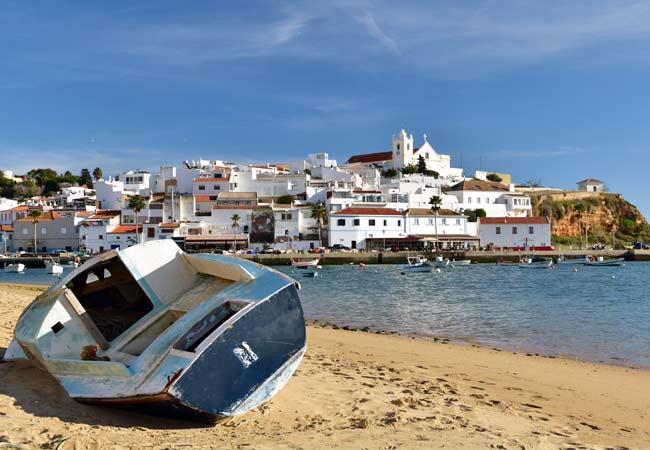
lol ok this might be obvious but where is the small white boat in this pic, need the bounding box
[4,263,26,273]
[556,255,586,265]
[497,258,519,267]
[432,255,449,269]
[403,256,433,273]
[450,259,471,267]
[518,256,553,269]
[291,258,320,268]
[584,255,625,267]
[302,271,319,278]
[46,261,64,275]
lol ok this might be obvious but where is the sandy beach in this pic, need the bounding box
[1,283,649,450]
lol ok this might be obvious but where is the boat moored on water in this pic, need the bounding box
[4,263,25,273]
[45,259,64,275]
[556,255,587,265]
[584,255,626,266]
[291,258,320,269]
[432,255,449,269]
[4,240,306,422]
[450,258,471,267]
[518,256,553,269]
[403,255,433,273]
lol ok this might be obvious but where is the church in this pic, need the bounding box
[345,129,463,179]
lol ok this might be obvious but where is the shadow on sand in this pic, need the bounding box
[0,355,210,430]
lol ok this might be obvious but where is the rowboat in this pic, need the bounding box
[4,263,25,273]
[290,258,320,268]
[518,256,553,269]
[4,240,306,422]
[584,255,625,267]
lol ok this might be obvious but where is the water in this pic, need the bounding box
[277,262,650,368]
[2,262,649,367]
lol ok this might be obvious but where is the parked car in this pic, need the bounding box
[329,244,351,251]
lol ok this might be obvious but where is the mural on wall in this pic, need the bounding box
[251,208,274,243]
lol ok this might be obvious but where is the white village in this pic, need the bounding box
[0,129,603,255]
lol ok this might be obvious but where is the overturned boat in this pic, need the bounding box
[4,240,306,422]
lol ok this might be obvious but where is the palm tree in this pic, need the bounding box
[231,214,241,253]
[573,202,586,249]
[429,195,442,253]
[128,195,146,245]
[29,210,42,253]
[311,202,327,247]
[92,167,103,182]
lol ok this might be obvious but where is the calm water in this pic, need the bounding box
[277,262,650,368]
[2,262,649,367]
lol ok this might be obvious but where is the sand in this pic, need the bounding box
[0,283,648,450]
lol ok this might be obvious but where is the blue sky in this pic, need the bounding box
[1,1,650,215]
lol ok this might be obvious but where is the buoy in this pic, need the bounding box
[611,275,616,279]
[316,265,322,270]
[349,262,354,265]
[436,268,441,273]
[572,267,578,272]
[359,262,367,267]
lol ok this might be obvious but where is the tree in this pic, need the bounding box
[382,168,399,179]
[231,213,241,253]
[128,195,146,245]
[573,202,586,249]
[416,155,427,174]
[525,179,542,187]
[401,164,418,175]
[27,168,57,186]
[276,194,295,205]
[464,208,487,222]
[486,173,502,182]
[29,210,42,253]
[310,202,327,247]
[429,196,442,252]
[43,179,60,196]
[304,168,312,176]
[92,167,103,182]
[79,168,94,188]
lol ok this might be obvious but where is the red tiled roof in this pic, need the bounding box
[109,224,142,234]
[577,178,604,184]
[91,210,121,219]
[448,180,509,192]
[159,223,180,228]
[353,190,382,194]
[16,211,64,221]
[10,205,29,211]
[333,207,404,216]
[407,208,461,216]
[479,216,550,224]
[212,205,255,209]
[194,196,215,202]
[346,151,393,164]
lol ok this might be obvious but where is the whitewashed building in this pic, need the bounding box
[328,207,407,250]
[478,216,551,250]
[577,178,605,192]
[446,180,531,217]
[407,208,477,250]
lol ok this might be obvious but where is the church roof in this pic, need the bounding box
[577,178,604,184]
[346,151,393,164]
[447,180,509,192]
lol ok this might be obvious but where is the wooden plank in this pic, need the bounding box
[62,289,110,350]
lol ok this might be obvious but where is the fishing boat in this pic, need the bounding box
[45,259,64,275]
[4,240,306,422]
[432,255,449,269]
[450,258,471,267]
[290,258,320,268]
[584,255,625,267]
[402,255,432,273]
[496,258,519,267]
[518,256,553,269]
[556,255,586,265]
[4,263,25,273]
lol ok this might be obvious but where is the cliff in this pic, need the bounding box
[528,191,649,246]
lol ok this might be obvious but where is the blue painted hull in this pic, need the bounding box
[80,284,306,422]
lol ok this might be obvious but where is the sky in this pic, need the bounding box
[1,0,650,215]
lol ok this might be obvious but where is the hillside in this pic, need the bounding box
[527,191,650,247]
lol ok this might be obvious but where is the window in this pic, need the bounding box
[456,219,460,225]
[337,219,346,226]
[398,220,401,226]
[477,197,481,204]
[198,185,205,191]
[353,219,360,226]
[99,234,104,240]
[369,219,376,226]
[147,228,155,238]
[496,226,501,235]
[512,227,517,234]
[61,227,67,234]
[529,226,534,234]
[281,213,292,220]
[468,197,472,204]
[22,229,28,235]
[41,227,46,235]
[213,185,220,191]
[383,219,387,226]
[414,218,420,225]
[428,218,433,225]
[442,218,447,225]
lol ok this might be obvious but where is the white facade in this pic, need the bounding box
[328,208,407,249]
[94,179,128,210]
[0,198,19,212]
[407,209,469,237]
[117,170,151,195]
[447,180,531,218]
[478,217,551,249]
[577,178,605,192]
